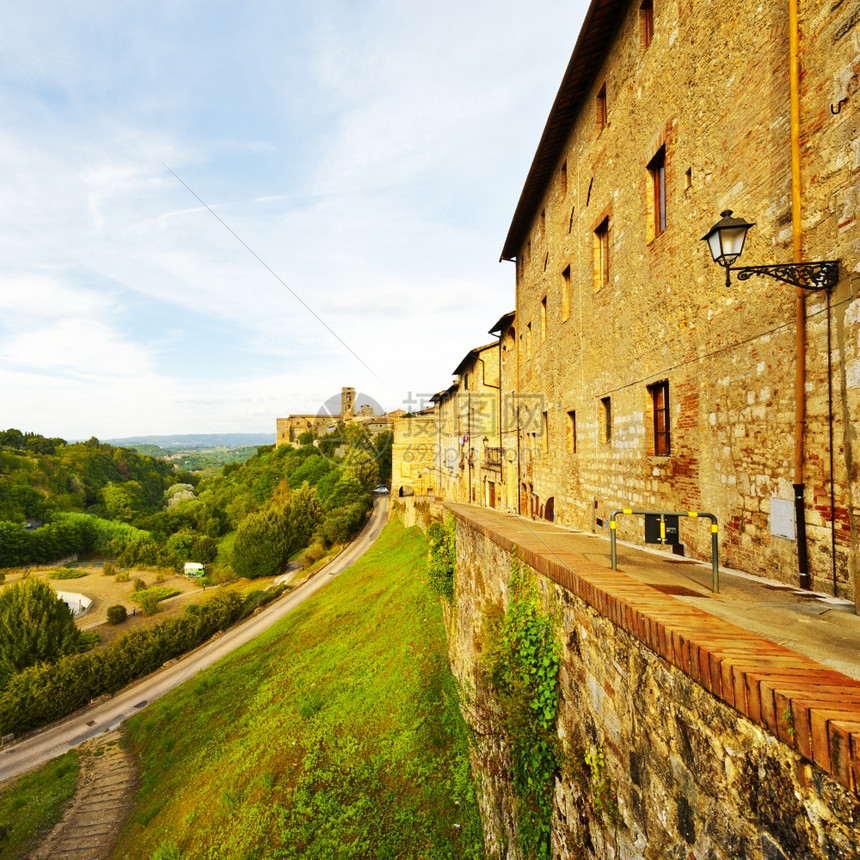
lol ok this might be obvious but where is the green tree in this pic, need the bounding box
[103,481,146,523]
[0,579,82,687]
[373,430,393,480]
[231,508,290,578]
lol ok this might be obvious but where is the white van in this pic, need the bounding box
[184,562,206,577]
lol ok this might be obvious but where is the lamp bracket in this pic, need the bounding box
[734,261,840,292]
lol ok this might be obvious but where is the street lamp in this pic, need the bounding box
[702,210,839,291]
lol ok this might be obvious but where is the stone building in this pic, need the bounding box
[391,412,436,498]
[275,387,357,446]
[497,0,859,603]
[428,341,506,506]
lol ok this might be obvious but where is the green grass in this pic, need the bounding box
[0,750,79,859]
[117,520,483,859]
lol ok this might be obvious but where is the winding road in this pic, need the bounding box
[0,496,389,784]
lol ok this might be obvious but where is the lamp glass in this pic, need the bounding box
[702,210,754,268]
[719,224,748,261]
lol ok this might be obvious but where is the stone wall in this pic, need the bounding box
[387,495,443,531]
[447,505,860,859]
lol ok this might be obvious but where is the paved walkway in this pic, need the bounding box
[450,504,860,681]
[446,502,860,794]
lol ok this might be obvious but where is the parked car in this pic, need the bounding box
[373,484,390,495]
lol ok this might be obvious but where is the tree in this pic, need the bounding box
[102,481,145,522]
[0,578,82,687]
[231,507,290,578]
[373,431,393,480]
[231,484,322,579]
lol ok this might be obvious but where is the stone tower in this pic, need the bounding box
[341,387,355,421]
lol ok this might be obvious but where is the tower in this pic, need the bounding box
[341,387,355,421]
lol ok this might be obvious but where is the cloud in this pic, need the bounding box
[0,0,590,437]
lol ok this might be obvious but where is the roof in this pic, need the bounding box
[488,310,516,337]
[451,341,500,377]
[500,0,628,261]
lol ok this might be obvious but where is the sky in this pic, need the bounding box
[0,0,590,440]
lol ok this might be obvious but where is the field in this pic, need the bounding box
[1,564,284,648]
[114,519,484,859]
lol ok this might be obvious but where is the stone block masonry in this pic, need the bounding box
[446,503,860,858]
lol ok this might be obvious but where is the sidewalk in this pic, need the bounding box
[448,504,860,681]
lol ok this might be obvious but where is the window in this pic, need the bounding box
[561,160,568,196]
[600,396,612,443]
[640,1,654,49]
[541,296,547,341]
[594,217,609,290]
[561,265,571,321]
[526,322,532,359]
[596,83,607,129]
[567,410,577,453]
[542,411,549,452]
[648,146,666,238]
[649,381,670,455]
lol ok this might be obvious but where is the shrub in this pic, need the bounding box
[48,568,88,580]
[132,578,146,592]
[102,562,116,577]
[106,604,127,625]
[300,540,326,565]
[114,570,130,583]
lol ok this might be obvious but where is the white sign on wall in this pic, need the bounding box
[770,498,796,540]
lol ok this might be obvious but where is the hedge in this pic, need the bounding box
[0,590,244,735]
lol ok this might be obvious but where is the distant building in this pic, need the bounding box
[276,386,393,446]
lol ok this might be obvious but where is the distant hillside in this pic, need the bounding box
[105,433,274,449]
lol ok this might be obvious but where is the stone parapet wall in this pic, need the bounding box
[387,496,443,532]
[447,502,860,858]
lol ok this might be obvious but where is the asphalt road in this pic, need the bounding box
[0,496,389,784]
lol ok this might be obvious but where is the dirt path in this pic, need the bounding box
[30,732,138,860]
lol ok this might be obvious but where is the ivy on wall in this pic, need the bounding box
[427,513,456,601]
[489,552,562,860]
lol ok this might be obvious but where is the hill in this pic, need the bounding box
[104,433,274,449]
[111,519,483,858]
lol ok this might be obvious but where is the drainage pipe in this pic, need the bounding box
[789,0,811,589]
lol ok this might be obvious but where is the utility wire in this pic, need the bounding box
[161,161,379,379]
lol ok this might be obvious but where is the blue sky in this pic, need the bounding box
[0,0,589,440]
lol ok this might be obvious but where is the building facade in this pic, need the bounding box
[275,387,360,446]
[499,0,859,600]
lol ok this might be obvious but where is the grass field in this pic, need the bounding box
[0,751,79,859]
[114,519,484,859]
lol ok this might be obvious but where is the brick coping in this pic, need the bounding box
[447,503,860,795]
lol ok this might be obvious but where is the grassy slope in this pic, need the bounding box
[0,751,79,859]
[115,520,484,859]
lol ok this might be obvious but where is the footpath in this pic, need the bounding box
[447,502,860,794]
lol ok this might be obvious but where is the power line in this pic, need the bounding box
[161,161,379,380]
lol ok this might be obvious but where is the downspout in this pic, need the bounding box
[477,354,502,492]
[789,0,811,589]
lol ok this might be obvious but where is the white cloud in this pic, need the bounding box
[0,0,590,437]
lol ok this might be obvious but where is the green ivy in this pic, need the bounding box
[427,513,456,601]
[491,552,561,860]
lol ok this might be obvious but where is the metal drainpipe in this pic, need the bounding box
[789,0,811,589]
